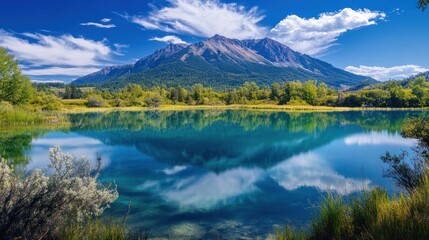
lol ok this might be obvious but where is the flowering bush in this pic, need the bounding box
[0,146,118,239]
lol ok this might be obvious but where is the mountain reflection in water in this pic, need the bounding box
[1,110,425,239]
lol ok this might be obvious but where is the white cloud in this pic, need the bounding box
[22,66,101,76]
[101,18,111,23]
[127,3,385,56]
[127,0,267,39]
[0,30,111,66]
[269,8,385,56]
[0,29,120,78]
[31,79,65,83]
[150,35,188,44]
[80,22,116,28]
[345,64,429,81]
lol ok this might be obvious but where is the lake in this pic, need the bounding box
[1,110,426,239]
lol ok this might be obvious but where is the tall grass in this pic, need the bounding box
[62,218,149,240]
[0,101,67,125]
[276,174,429,240]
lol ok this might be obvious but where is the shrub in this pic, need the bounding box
[0,146,118,239]
[87,94,108,107]
[30,92,63,111]
[0,101,13,111]
[382,116,429,193]
[144,93,163,107]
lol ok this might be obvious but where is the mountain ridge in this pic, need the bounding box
[73,35,377,89]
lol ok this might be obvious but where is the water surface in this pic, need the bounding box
[0,110,425,239]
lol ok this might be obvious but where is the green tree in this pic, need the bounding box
[240,82,259,100]
[191,84,204,104]
[409,76,428,107]
[418,0,428,10]
[382,117,429,192]
[64,84,71,99]
[317,83,328,98]
[0,48,34,105]
[280,81,303,104]
[302,80,318,105]
[270,83,281,101]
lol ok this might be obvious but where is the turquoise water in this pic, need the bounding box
[2,110,426,239]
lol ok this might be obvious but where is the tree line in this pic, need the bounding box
[2,46,429,109]
[75,76,429,108]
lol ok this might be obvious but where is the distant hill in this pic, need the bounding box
[73,35,376,89]
[347,71,429,92]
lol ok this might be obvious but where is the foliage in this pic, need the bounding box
[87,94,108,107]
[144,92,163,107]
[418,0,428,10]
[30,91,64,111]
[63,84,84,99]
[0,47,34,105]
[0,146,118,239]
[0,101,66,125]
[381,116,429,192]
[31,75,429,109]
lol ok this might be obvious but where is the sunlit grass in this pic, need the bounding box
[0,102,68,126]
[62,218,148,240]
[276,175,429,240]
[59,101,425,114]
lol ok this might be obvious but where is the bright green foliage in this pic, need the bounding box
[31,92,64,111]
[281,81,303,104]
[409,76,429,107]
[0,48,34,105]
[47,76,429,108]
[144,92,163,107]
[270,83,281,100]
[0,101,65,125]
[87,94,108,107]
[167,86,188,104]
[340,78,429,108]
[302,81,318,105]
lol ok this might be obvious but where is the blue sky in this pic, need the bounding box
[0,0,428,82]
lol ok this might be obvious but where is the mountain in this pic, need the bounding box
[73,35,376,89]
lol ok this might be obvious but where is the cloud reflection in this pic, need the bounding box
[140,168,265,210]
[344,132,416,146]
[268,153,371,195]
[161,165,188,175]
[139,152,371,211]
[27,134,111,170]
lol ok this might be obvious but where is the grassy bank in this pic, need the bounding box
[276,175,429,240]
[0,102,68,126]
[60,99,429,114]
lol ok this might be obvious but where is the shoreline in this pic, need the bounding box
[60,103,429,114]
